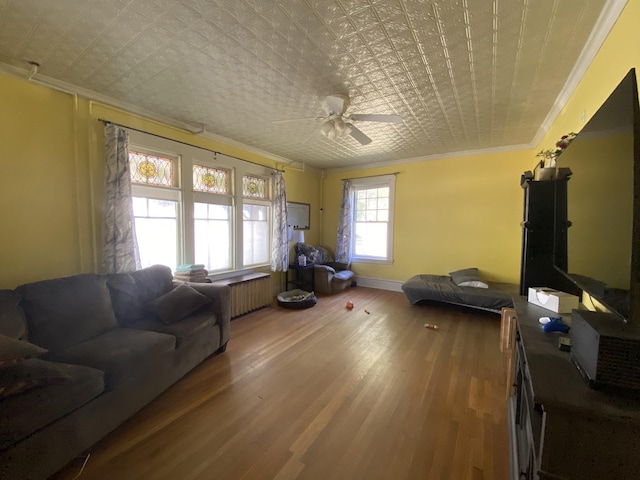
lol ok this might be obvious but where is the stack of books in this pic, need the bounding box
[173,264,211,283]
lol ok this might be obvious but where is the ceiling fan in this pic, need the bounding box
[276,94,402,145]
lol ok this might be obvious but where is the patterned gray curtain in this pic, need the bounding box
[270,171,289,272]
[101,124,141,274]
[335,180,354,263]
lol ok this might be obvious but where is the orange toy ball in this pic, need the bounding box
[345,301,354,310]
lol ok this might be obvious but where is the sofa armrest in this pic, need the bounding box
[314,264,336,274]
[175,281,231,347]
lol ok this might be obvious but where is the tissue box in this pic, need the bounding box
[528,287,579,313]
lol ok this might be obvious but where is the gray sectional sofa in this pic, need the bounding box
[0,264,231,480]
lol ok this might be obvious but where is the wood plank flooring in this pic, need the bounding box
[55,287,509,480]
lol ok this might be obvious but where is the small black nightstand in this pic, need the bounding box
[287,263,315,292]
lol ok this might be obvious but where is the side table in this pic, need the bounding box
[287,263,315,292]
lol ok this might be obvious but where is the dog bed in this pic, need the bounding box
[277,289,317,309]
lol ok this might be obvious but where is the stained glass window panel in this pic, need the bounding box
[242,175,266,199]
[129,151,174,187]
[193,165,229,194]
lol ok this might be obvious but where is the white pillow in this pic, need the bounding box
[458,280,489,288]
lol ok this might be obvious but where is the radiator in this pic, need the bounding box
[218,273,272,319]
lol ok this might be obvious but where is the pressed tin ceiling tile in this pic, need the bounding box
[0,0,615,169]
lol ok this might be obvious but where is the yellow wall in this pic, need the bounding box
[321,0,640,285]
[0,74,320,288]
[321,151,533,284]
[539,0,640,150]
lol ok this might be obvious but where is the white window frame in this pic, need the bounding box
[240,173,272,268]
[350,174,396,264]
[129,147,183,269]
[127,129,273,275]
[191,163,235,273]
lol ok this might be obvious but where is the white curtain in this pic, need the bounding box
[270,171,289,272]
[335,180,354,263]
[102,124,141,274]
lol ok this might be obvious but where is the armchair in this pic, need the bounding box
[294,243,355,295]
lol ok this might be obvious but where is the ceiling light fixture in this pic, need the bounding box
[321,118,352,140]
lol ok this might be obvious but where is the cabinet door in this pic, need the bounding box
[520,181,557,295]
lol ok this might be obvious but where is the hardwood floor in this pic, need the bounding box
[55,287,509,480]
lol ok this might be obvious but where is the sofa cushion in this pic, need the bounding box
[0,290,26,340]
[0,357,69,399]
[105,273,143,325]
[0,335,47,368]
[16,274,118,352]
[0,359,104,451]
[47,328,175,390]
[129,265,174,303]
[130,310,216,347]
[146,284,212,324]
[107,265,174,326]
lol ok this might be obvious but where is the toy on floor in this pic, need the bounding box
[346,300,354,310]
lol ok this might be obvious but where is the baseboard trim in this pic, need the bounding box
[354,276,404,292]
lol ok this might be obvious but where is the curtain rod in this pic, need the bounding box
[341,172,400,181]
[99,118,284,173]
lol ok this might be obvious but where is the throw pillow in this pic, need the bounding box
[0,358,68,399]
[146,284,212,324]
[0,289,27,339]
[449,268,489,289]
[0,334,47,369]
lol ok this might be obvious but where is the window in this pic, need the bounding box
[192,164,233,272]
[129,150,181,269]
[351,175,396,263]
[127,130,273,274]
[242,175,270,267]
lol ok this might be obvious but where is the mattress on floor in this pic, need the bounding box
[401,274,519,313]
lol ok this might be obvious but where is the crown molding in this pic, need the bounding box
[325,142,535,173]
[0,61,309,171]
[531,0,628,147]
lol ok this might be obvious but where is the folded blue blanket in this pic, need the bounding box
[175,264,206,272]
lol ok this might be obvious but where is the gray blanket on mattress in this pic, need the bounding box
[401,274,518,313]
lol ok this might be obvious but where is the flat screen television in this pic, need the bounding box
[553,68,640,325]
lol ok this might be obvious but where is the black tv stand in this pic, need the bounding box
[508,298,640,479]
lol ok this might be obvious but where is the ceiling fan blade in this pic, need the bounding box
[302,129,319,144]
[322,94,350,116]
[271,116,323,124]
[349,125,372,145]
[348,113,402,124]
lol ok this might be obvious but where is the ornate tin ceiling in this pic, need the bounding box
[0,0,618,169]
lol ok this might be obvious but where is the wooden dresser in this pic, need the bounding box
[505,298,640,479]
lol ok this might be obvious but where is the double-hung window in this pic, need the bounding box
[127,129,273,274]
[192,164,233,272]
[242,175,270,266]
[129,150,181,269]
[351,175,396,264]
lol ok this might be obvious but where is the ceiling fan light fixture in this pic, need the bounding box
[334,118,351,136]
[321,119,334,138]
